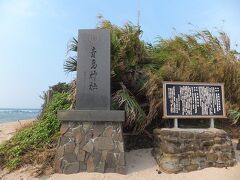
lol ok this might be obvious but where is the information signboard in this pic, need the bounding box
[163,82,226,118]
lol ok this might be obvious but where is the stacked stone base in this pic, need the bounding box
[55,121,125,174]
[152,128,236,173]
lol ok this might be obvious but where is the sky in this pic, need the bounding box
[0,0,239,109]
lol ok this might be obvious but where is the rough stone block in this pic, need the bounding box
[94,137,114,150]
[86,156,95,172]
[55,121,125,174]
[153,128,236,174]
[83,141,94,153]
[65,141,75,154]
[63,162,80,174]
[103,126,113,137]
[76,149,85,162]
[185,164,199,172]
[96,161,105,173]
[206,153,218,162]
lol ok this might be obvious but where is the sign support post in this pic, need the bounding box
[174,118,178,128]
[210,118,215,128]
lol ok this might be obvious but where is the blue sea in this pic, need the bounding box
[0,108,41,123]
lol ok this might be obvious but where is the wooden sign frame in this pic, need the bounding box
[163,81,227,119]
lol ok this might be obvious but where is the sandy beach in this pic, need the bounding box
[0,120,240,180]
[0,119,36,144]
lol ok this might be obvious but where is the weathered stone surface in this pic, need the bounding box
[159,155,182,173]
[118,152,125,166]
[93,151,102,166]
[195,131,215,139]
[161,142,180,154]
[63,162,79,174]
[56,146,65,157]
[83,141,94,153]
[206,153,218,162]
[113,132,122,142]
[117,142,124,152]
[180,131,194,139]
[55,121,125,174]
[214,137,226,144]
[101,150,108,161]
[96,161,105,173]
[87,156,95,172]
[106,153,116,169]
[54,158,63,173]
[77,149,86,162]
[116,166,126,175]
[92,123,105,138]
[73,126,84,143]
[237,141,240,150]
[153,128,236,174]
[103,126,113,137]
[60,123,69,135]
[65,141,75,154]
[185,164,199,172]
[83,122,93,133]
[79,161,87,172]
[95,137,114,150]
[64,154,77,163]
[58,136,70,146]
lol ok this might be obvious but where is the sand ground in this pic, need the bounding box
[0,119,36,144]
[0,120,240,180]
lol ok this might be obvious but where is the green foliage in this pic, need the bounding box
[144,30,240,120]
[64,37,78,73]
[0,92,70,170]
[230,110,240,124]
[63,18,240,133]
[113,83,147,132]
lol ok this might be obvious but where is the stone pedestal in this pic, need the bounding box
[54,110,126,174]
[152,128,236,173]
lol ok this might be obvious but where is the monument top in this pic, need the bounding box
[76,29,111,110]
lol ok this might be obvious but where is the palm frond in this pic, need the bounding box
[229,110,240,124]
[67,37,78,53]
[64,57,77,72]
[113,83,147,133]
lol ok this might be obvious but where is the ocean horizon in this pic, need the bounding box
[0,108,41,124]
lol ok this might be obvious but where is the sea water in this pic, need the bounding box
[0,108,40,123]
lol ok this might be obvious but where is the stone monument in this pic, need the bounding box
[152,82,236,173]
[54,29,126,174]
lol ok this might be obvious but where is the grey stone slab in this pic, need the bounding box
[94,137,114,150]
[76,29,110,110]
[58,110,125,122]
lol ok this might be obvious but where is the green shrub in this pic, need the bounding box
[0,92,70,170]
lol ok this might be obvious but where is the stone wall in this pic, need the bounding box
[54,121,125,174]
[237,139,240,150]
[152,128,236,173]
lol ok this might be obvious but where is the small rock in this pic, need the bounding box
[206,153,218,162]
[185,164,199,172]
